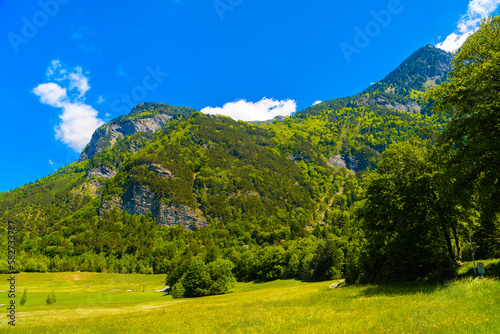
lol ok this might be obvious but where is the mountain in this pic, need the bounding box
[289,45,451,171]
[363,45,452,96]
[79,103,195,162]
[299,45,452,117]
[0,45,453,277]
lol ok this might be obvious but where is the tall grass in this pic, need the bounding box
[0,267,499,333]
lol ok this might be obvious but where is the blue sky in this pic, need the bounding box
[0,0,499,192]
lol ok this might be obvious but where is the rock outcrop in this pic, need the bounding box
[327,154,360,172]
[79,114,172,162]
[147,163,172,179]
[85,166,117,179]
[99,196,123,214]
[328,155,347,168]
[99,183,207,231]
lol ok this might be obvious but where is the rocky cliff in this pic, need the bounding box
[79,103,196,162]
[98,163,207,231]
[79,114,173,161]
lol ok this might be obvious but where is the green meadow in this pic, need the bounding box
[0,261,499,333]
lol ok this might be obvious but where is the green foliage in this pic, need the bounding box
[46,290,57,305]
[425,16,500,259]
[355,139,458,283]
[0,162,93,241]
[311,238,344,281]
[207,259,236,295]
[364,45,452,98]
[171,282,185,299]
[20,288,27,306]
[109,103,195,125]
[0,38,473,288]
[180,259,212,297]
[172,258,236,298]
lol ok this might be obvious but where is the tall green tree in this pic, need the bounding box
[355,139,458,283]
[425,16,500,258]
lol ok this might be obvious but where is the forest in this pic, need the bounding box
[0,16,499,298]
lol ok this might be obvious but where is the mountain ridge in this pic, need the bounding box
[0,44,454,277]
[298,45,452,118]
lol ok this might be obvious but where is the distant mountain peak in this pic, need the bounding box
[296,45,453,119]
[362,44,453,96]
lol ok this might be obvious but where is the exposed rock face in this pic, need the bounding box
[288,153,310,162]
[155,204,208,230]
[79,114,172,162]
[123,184,156,217]
[327,154,361,172]
[147,163,172,179]
[85,166,117,179]
[345,155,359,171]
[99,183,207,231]
[328,155,347,168]
[99,196,123,215]
[245,190,260,197]
[359,95,421,113]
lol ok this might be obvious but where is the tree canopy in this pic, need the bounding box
[425,15,500,258]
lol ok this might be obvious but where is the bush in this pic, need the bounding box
[0,260,9,274]
[23,259,38,272]
[207,259,236,295]
[38,262,48,273]
[171,282,185,299]
[20,289,27,306]
[182,260,211,297]
[46,291,57,305]
[170,258,236,299]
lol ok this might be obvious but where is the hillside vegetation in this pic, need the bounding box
[1,17,500,292]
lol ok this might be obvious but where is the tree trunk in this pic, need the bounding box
[442,224,454,262]
[452,223,462,262]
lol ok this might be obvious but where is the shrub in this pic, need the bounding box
[20,289,27,306]
[182,260,211,297]
[46,291,57,305]
[171,282,185,299]
[207,259,236,295]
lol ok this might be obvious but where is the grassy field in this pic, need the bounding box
[0,261,499,333]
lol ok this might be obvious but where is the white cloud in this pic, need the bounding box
[436,0,500,52]
[33,61,104,152]
[97,95,105,104]
[312,100,322,106]
[46,60,64,79]
[33,83,67,107]
[201,97,296,122]
[54,103,103,151]
[68,67,90,98]
[48,160,54,165]
[45,61,90,100]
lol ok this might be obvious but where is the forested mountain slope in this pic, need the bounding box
[0,44,452,279]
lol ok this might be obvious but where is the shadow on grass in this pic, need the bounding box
[357,260,500,297]
[457,259,500,279]
[250,278,325,285]
[356,281,442,297]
